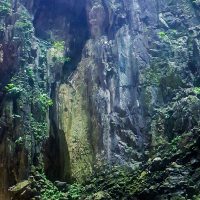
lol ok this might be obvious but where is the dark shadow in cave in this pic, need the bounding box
[32,0,89,182]
[33,0,89,81]
[44,82,71,182]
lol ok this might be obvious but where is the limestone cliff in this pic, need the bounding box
[0,0,200,199]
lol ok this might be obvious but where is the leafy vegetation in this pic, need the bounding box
[37,93,53,112]
[53,41,65,52]
[78,130,200,200]
[5,83,23,95]
[15,136,24,145]
[38,173,66,200]
[0,0,12,17]
[15,20,32,31]
[14,7,33,58]
[157,31,171,43]
[193,87,200,95]
[51,41,71,63]
[158,30,178,39]
[4,46,52,143]
[143,66,161,86]
[158,31,166,38]
[30,116,48,142]
[67,183,84,199]
[26,68,34,78]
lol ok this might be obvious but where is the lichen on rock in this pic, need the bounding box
[0,0,200,199]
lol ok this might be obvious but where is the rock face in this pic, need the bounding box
[0,0,200,199]
[56,0,200,179]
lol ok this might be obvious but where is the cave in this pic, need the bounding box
[0,0,200,199]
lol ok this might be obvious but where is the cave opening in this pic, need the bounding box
[33,0,89,80]
[32,0,89,182]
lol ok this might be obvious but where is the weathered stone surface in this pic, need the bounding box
[0,0,200,199]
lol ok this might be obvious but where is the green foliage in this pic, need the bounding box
[14,8,33,42]
[0,0,12,17]
[193,195,200,200]
[170,29,178,36]
[80,129,200,199]
[142,59,167,86]
[15,136,24,145]
[26,68,34,78]
[170,135,182,152]
[30,116,48,142]
[5,83,23,95]
[144,68,161,86]
[15,9,32,29]
[67,183,84,199]
[52,55,71,63]
[53,41,65,52]
[193,87,200,95]
[36,172,66,200]
[160,72,184,89]
[158,30,178,39]
[5,42,51,143]
[171,135,182,145]
[158,31,166,38]
[157,31,171,43]
[15,20,32,30]
[51,41,71,63]
[37,93,53,112]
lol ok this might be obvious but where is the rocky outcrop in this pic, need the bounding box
[0,0,200,199]
[56,0,200,179]
[0,1,51,199]
[80,130,200,199]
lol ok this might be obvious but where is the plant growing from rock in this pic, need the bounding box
[193,87,200,95]
[50,41,71,64]
[5,83,23,95]
[67,183,84,199]
[30,115,48,142]
[158,31,166,38]
[0,0,12,17]
[37,93,53,112]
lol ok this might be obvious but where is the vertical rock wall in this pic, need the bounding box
[0,1,52,198]
[0,0,200,198]
[56,0,200,180]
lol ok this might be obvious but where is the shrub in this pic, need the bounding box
[38,93,53,112]
[0,0,12,17]
[53,41,65,52]
[15,136,23,145]
[5,83,23,95]
[36,172,66,200]
[26,68,34,78]
[193,87,200,95]
[30,116,48,142]
[67,183,84,199]
[51,41,71,64]
[158,31,166,38]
